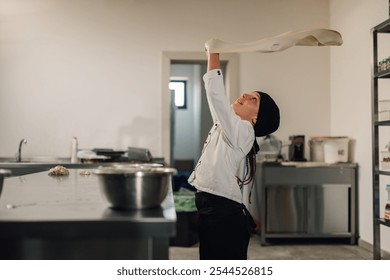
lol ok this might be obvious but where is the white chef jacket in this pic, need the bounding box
[188,69,255,204]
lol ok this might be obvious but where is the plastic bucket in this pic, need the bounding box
[309,139,325,162]
[310,137,349,163]
[323,138,349,163]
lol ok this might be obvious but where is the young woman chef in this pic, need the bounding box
[188,51,280,260]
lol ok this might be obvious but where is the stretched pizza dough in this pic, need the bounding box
[205,29,343,53]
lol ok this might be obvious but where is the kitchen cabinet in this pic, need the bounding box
[255,162,358,245]
[371,18,390,260]
[0,170,176,260]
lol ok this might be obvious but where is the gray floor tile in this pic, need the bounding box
[169,236,373,260]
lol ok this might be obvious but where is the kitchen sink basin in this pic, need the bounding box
[0,157,107,177]
[0,156,69,164]
[0,163,53,176]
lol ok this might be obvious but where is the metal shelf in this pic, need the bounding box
[377,218,390,226]
[375,168,390,176]
[373,18,390,33]
[375,120,390,126]
[374,69,390,78]
[372,18,390,260]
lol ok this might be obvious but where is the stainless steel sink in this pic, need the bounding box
[0,156,69,164]
[0,157,108,177]
[0,163,52,176]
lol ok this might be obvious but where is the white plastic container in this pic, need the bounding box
[309,139,325,162]
[385,185,390,222]
[378,100,390,121]
[381,161,390,171]
[309,137,349,163]
[71,137,78,163]
[381,151,390,161]
[379,100,390,111]
[379,111,390,121]
[381,151,390,170]
[323,138,349,163]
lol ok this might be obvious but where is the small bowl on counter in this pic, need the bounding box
[0,169,11,198]
[94,165,177,210]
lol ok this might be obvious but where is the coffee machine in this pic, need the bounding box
[289,135,307,161]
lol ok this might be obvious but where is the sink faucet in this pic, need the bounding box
[16,138,27,162]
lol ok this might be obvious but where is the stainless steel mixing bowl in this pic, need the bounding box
[94,166,177,209]
[110,163,163,169]
[0,169,11,198]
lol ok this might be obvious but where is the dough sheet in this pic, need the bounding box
[205,29,343,53]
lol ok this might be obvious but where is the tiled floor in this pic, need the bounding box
[169,236,374,260]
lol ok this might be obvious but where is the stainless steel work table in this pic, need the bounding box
[0,169,176,260]
[255,162,358,246]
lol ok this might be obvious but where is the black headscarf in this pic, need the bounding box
[254,91,280,137]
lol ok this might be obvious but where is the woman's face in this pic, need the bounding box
[232,92,261,125]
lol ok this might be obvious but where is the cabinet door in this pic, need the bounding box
[307,184,350,234]
[266,185,307,233]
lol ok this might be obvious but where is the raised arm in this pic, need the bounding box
[207,52,221,71]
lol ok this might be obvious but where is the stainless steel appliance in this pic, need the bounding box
[128,147,152,162]
[289,135,306,161]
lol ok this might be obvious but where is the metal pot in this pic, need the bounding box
[110,163,163,169]
[94,166,177,210]
[0,169,11,198]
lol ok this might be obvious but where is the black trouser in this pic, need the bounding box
[195,192,255,260]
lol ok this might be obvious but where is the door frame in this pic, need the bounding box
[161,51,239,164]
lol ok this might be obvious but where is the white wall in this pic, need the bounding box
[330,0,390,253]
[0,0,330,160]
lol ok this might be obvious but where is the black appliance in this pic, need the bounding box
[289,135,306,161]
